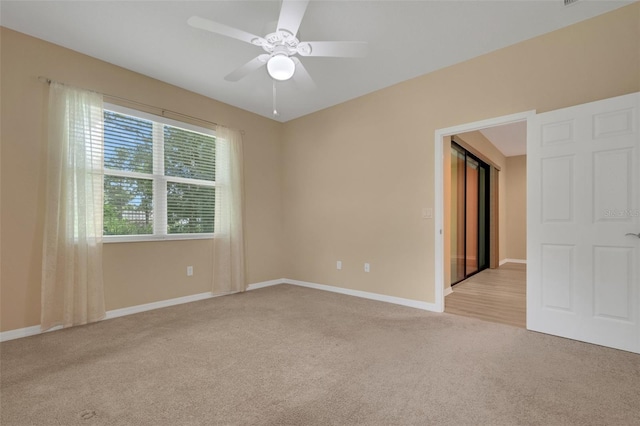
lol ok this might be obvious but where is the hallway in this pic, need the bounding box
[445,263,526,328]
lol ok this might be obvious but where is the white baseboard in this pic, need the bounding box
[499,258,527,266]
[0,324,64,342]
[248,278,438,311]
[1,278,439,342]
[1,291,222,343]
[282,279,440,312]
[246,279,285,291]
[444,286,453,297]
[104,291,217,320]
[0,325,41,342]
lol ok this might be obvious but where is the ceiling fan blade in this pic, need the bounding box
[277,0,309,36]
[224,54,270,82]
[298,41,368,58]
[188,16,266,46]
[291,57,316,91]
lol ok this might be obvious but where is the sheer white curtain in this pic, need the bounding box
[41,83,105,331]
[213,125,246,294]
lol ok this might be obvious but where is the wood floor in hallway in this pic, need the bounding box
[445,263,526,328]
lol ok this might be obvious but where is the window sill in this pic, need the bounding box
[103,233,214,244]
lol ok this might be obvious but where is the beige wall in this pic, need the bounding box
[0,28,284,332]
[282,4,639,304]
[505,155,527,261]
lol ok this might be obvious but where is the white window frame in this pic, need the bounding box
[103,103,216,243]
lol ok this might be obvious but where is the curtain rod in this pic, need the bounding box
[37,76,244,134]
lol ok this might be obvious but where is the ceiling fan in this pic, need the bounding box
[187,0,367,88]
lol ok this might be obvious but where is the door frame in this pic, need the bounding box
[433,110,535,313]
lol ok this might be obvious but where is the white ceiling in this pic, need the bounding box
[480,121,528,157]
[1,1,634,122]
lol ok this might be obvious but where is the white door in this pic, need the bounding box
[527,92,640,353]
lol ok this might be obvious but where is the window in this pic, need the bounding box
[103,104,215,242]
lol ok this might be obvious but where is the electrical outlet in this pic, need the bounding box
[337,260,342,270]
[187,266,193,276]
[364,263,370,273]
[422,207,433,219]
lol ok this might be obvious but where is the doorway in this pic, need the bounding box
[450,141,491,285]
[433,110,534,313]
[444,125,528,328]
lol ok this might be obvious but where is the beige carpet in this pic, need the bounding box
[1,284,639,425]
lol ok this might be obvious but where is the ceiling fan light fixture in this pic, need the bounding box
[267,55,295,81]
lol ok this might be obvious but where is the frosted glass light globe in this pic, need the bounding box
[267,55,295,81]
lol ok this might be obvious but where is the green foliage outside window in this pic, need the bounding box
[164,126,216,234]
[103,111,215,236]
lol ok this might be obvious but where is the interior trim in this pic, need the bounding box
[282,279,439,312]
[1,291,222,342]
[1,279,438,342]
[499,258,527,265]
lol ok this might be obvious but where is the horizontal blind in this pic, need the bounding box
[164,123,215,234]
[167,182,215,234]
[164,125,215,181]
[104,111,153,173]
[103,108,216,237]
[104,176,153,235]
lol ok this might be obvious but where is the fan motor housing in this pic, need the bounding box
[256,31,300,56]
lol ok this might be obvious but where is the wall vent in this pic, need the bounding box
[564,0,580,6]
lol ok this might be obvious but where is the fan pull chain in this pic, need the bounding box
[272,81,279,117]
